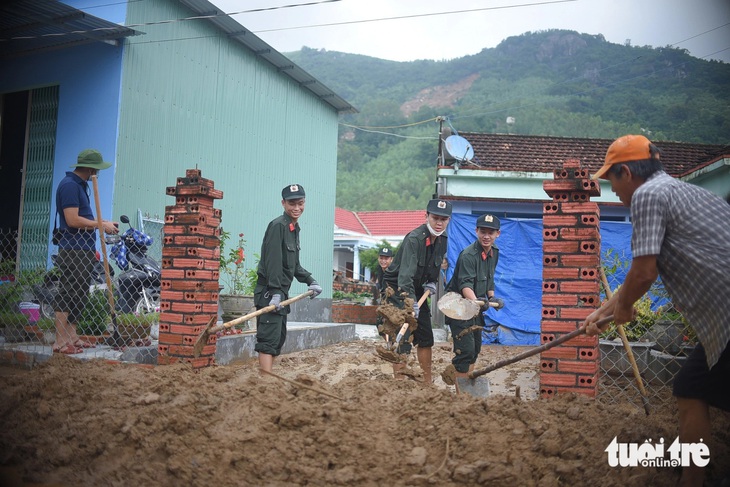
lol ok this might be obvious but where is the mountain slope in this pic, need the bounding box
[287,30,730,210]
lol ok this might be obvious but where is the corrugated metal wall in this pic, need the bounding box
[116,0,339,296]
[19,85,58,270]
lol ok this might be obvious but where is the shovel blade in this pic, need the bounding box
[438,292,481,320]
[456,377,491,397]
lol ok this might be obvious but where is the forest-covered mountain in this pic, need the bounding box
[286,30,730,211]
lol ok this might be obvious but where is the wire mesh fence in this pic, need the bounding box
[597,251,695,409]
[0,224,160,364]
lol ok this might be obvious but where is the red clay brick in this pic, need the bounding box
[555,386,597,397]
[543,202,560,214]
[560,281,599,294]
[543,228,559,240]
[559,227,599,240]
[541,320,579,333]
[544,241,580,254]
[543,267,580,280]
[540,373,577,387]
[543,281,559,293]
[558,360,598,375]
[559,307,593,321]
[560,202,599,214]
[561,254,600,267]
[172,258,205,269]
[541,346,578,360]
[542,294,579,307]
[541,359,557,372]
[543,254,559,266]
[543,215,578,227]
[578,347,597,360]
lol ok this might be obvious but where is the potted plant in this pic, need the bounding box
[218,228,257,326]
[115,312,160,340]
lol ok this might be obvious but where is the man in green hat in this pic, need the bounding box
[52,149,118,354]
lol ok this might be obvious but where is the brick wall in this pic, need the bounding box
[157,169,222,369]
[540,159,601,398]
[333,280,375,295]
[331,303,379,324]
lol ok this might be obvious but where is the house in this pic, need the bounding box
[434,131,729,344]
[437,131,729,219]
[0,0,355,308]
[334,208,426,281]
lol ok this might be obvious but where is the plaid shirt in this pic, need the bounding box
[631,171,730,368]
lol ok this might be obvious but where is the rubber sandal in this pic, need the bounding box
[73,339,95,348]
[52,344,83,355]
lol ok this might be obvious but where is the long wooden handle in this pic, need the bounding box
[469,315,615,379]
[599,266,650,415]
[207,290,313,334]
[91,176,116,314]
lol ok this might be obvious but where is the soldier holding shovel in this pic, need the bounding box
[381,199,451,383]
[444,214,504,389]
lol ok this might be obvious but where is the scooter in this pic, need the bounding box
[110,215,161,315]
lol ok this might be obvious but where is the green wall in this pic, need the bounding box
[114,0,339,297]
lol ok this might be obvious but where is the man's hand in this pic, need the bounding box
[489,296,505,310]
[423,282,437,297]
[102,221,119,235]
[308,281,322,298]
[269,293,283,311]
[412,302,420,319]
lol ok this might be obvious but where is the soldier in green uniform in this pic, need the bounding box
[254,184,322,373]
[382,199,451,383]
[444,214,505,387]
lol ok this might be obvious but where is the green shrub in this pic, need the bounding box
[76,290,110,336]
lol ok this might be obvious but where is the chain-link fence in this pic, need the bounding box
[0,224,159,364]
[597,250,695,409]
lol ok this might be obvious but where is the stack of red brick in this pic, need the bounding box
[157,169,223,368]
[540,159,602,398]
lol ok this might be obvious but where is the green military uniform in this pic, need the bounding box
[445,240,500,372]
[382,223,448,354]
[254,212,315,356]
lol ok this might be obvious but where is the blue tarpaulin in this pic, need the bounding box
[445,214,633,346]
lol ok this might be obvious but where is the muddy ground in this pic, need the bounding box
[0,338,728,486]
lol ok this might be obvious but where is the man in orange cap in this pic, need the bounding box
[584,135,730,487]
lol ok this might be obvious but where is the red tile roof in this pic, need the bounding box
[357,210,426,236]
[453,132,729,177]
[335,209,426,237]
[334,207,367,234]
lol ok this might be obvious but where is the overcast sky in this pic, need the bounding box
[212,0,730,63]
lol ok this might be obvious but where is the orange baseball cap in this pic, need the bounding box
[592,134,653,180]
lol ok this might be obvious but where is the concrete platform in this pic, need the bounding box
[0,321,370,368]
[215,322,357,365]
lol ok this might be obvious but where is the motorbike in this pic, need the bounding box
[110,215,161,315]
[33,215,161,318]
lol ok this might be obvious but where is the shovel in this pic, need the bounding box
[91,176,125,348]
[599,267,650,415]
[438,291,498,320]
[193,290,313,357]
[454,315,615,397]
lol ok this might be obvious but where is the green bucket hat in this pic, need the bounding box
[71,149,112,170]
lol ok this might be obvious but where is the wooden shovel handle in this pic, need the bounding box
[91,176,117,315]
[206,290,313,335]
[599,266,650,415]
[469,315,615,379]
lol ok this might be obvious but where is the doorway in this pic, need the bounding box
[0,86,58,272]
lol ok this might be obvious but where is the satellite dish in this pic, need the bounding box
[443,135,474,162]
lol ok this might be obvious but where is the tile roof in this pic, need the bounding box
[334,207,367,234]
[454,132,729,177]
[335,209,426,237]
[357,210,426,237]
